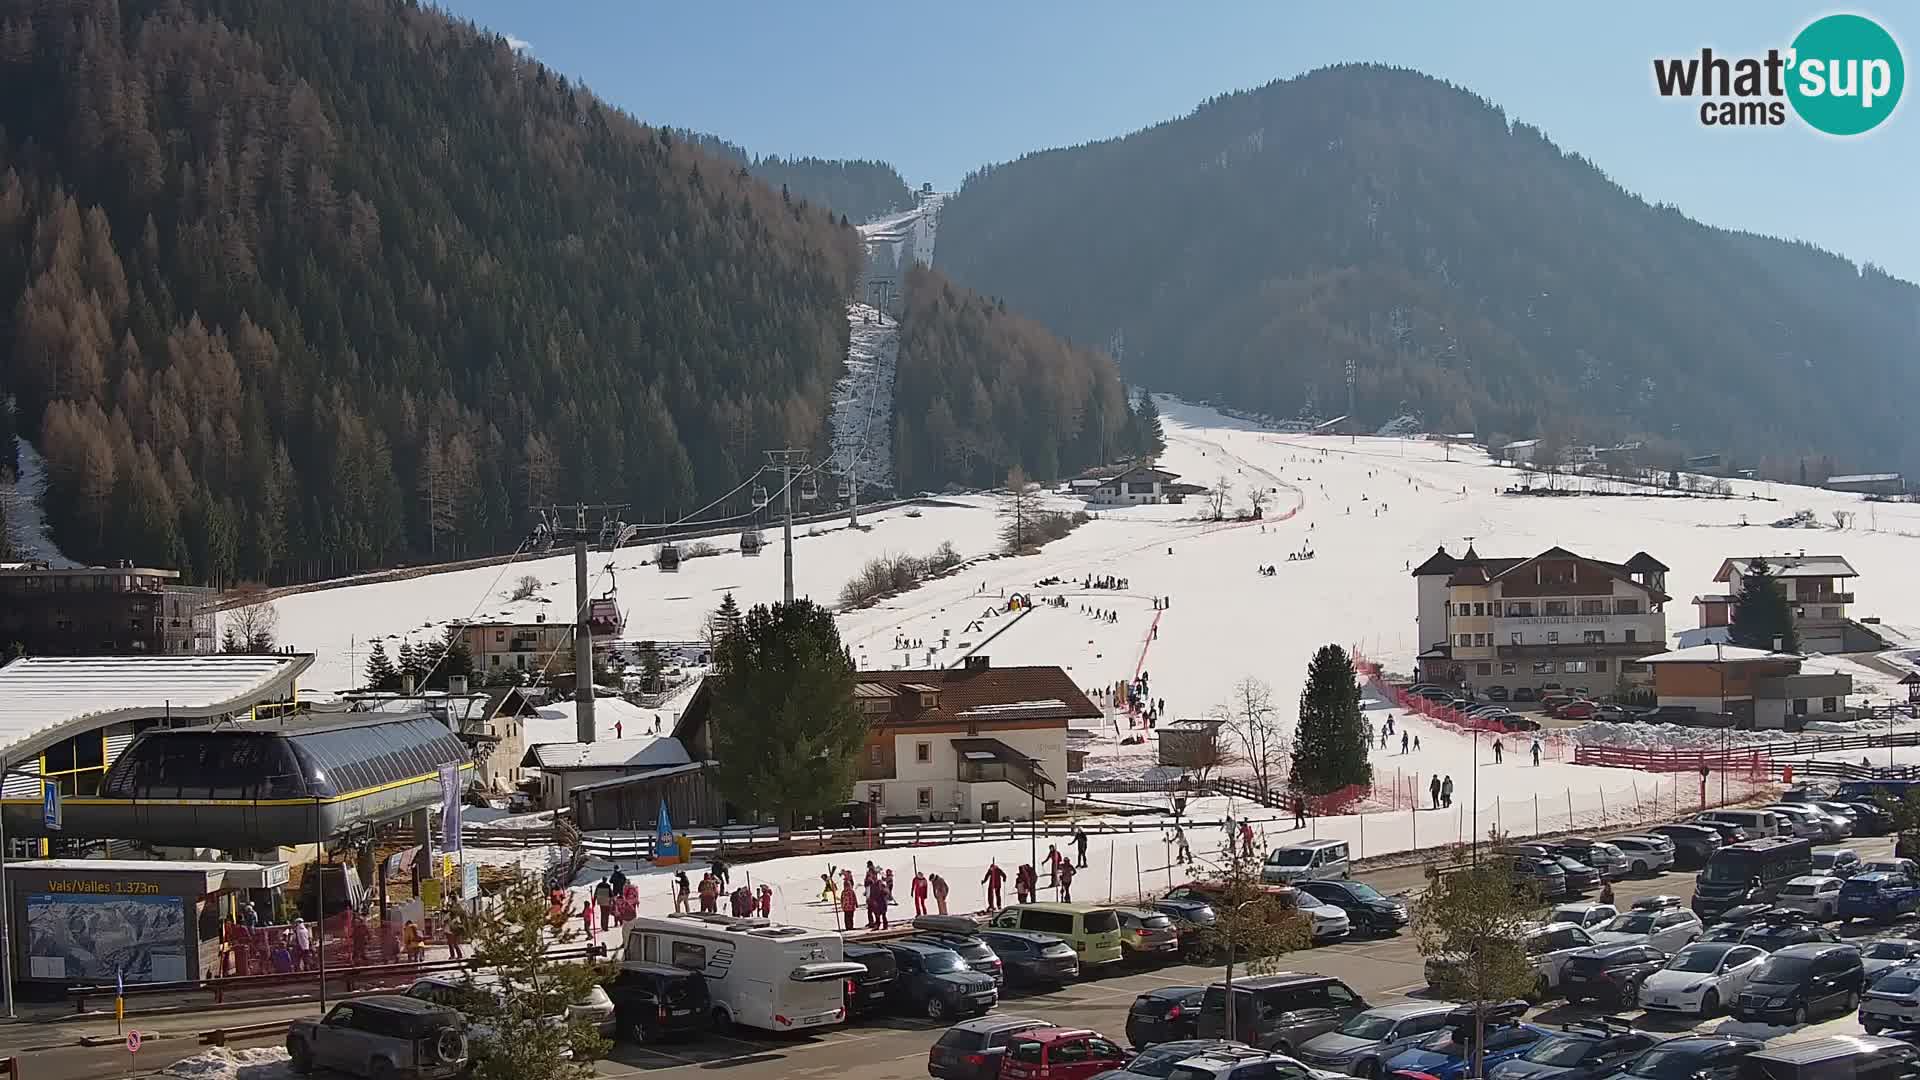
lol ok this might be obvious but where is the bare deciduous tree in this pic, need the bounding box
[1246,485,1271,517]
[222,601,279,653]
[1206,473,1233,521]
[999,466,1041,552]
[510,574,541,601]
[1213,676,1288,797]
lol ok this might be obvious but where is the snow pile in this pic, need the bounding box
[160,1047,294,1080]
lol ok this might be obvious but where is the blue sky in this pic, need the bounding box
[439,2,1916,281]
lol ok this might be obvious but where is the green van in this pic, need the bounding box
[988,903,1125,966]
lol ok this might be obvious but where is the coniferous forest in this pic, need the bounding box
[676,132,917,225]
[0,0,871,582]
[935,64,1920,474]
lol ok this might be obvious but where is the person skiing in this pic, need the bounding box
[1413,734,1421,751]
[711,851,730,888]
[698,873,720,913]
[1531,739,1542,767]
[982,861,1007,909]
[820,873,839,906]
[911,871,930,916]
[1057,859,1076,902]
[1429,774,1442,810]
[1401,731,1410,755]
[1018,863,1039,904]
[1073,826,1090,868]
[609,866,629,901]
[930,873,950,915]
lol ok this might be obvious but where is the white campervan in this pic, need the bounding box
[621,913,864,1034]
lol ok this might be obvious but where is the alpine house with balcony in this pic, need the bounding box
[1412,545,1670,692]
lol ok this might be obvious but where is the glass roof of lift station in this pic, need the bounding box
[100,713,470,801]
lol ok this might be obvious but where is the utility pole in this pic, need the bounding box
[765,450,809,605]
[574,541,595,743]
[1345,357,1356,446]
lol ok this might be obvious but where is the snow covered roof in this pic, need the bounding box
[0,654,312,761]
[565,760,708,794]
[521,735,691,771]
[1638,645,1801,664]
[1715,555,1858,581]
[525,696,662,747]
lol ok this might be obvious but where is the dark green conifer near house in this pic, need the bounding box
[1290,644,1372,795]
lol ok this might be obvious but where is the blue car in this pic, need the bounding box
[1383,1014,1549,1080]
[1839,873,1920,924]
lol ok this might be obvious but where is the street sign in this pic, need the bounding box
[126,1030,141,1054]
[42,780,61,831]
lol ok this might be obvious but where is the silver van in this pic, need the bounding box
[1696,810,1780,841]
[1260,839,1351,884]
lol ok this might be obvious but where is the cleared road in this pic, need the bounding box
[5,836,1897,1080]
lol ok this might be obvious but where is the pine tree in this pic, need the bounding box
[636,640,664,693]
[1728,557,1800,653]
[436,628,476,690]
[707,592,743,670]
[1133,389,1166,456]
[708,599,866,834]
[1289,644,1372,795]
[365,640,399,691]
[396,639,419,688]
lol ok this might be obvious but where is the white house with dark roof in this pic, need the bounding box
[1084,464,1204,506]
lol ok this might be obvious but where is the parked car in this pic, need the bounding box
[287,995,470,1079]
[1153,894,1218,927]
[1547,840,1630,881]
[1163,1048,1333,1080]
[1774,875,1845,920]
[405,973,613,1055]
[1602,1037,1761,1080]
[1513,687,1538,703]
[1860,964,1920,1034]
[1765,803,1842,841]
[928,1016,1056,1080]
[1294,1002,1457,1080]
[1428,922,1594,1002]
[1861,938,1920,982]
[1548,902,1617,931]
[1197,973,1369,1052]
[884,941,1000,1020]
[1733,942,1865,1026]
[1685,818,1750,846]
[1646,823,1722,869]
[1636,941,1767,1017]
[1486,686,1510,702]
[1740,1035,1920,1080]
[987,905,1124,968]
[1296,879,1410,938]
[980,930,1080,988]
[1839,871,1920,924]
[844,943,900,1019]
[1861,858,1920,881]
[1493,714,1543,733]
[1124,987,1205,1048]
[1485,1018,1659,1080]
[1498,855,1570,900]
[1591,907,1703,952]
[999,1028,1130,1080]
[603,962,712,1044]
[1549,856,1602,894]
[1112,907,1182,961]
[1842,801,1895,836]
[1380,1005,1545,1080]
[1090,1040,1239,1080]
[1553,701,1601,721]
[1737,912,1842,951]
[1605,836,1676,876]
[1630,894,1685,911]
[1559,944,1669,1006]
[1811,848,1864,879]
[914,919,1008,989]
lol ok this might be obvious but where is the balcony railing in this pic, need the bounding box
[1794,592,1853,606]
[1497,641,1660,659]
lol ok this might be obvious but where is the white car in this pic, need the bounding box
[1607,836,1676,875]
[1774,875,1844,921]
[1861,965,1920,1034]
[1300,896,1352,942]
[1549,902,1617,930]
[1591,907,1703,952]
[1861,939,1920,981]
[1636,941,1766,1017]
[1166,1047,1347,1080]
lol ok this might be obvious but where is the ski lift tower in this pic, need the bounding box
[764,449,812,604]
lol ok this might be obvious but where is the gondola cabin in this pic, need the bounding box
[657,543,681,572]
[739,529,764,557]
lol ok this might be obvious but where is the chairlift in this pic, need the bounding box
[799,473,819,501]
[750,483,770,510]
[656,542,681,573]
[739,529,764,557]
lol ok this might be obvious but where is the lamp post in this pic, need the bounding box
[1717,641,1727,805]
[313,771,327,1011]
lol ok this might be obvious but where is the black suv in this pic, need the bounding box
[1605,1036,1760,1080]
[927,1015,1054,1080]
[978,930,1078,988]
[1559,945,1667,1006]
[604,962,710,1044]
[1297,879,1410,937]
[884,941,999,1021]
[1733,942,1864,1026]
[844,943,899,1018]
[1125,985,1205,1048]
[1736,913,1841,952]
[1485,1018,1659,1080]
[912,918,1007,990]
[1646,824,1722,869]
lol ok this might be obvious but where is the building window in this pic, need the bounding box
[1792,699,1808,717]
[1546,631,1559,643]
[918,692,938,708]
[1616,598,1642,615]
[494,630,505,643]
[915,742,931,763]
[1456,634,1471,647]
[867,785,884,805]
[1501,663,1518,675]
[917,787,932,809]
[1594,659,1608,673]
[1624,629,1637,643]
[1583,630,1605,644]
[1510,632,1523,645]
[1473,603,1486,617]
[1532,661,1554,674]
[1544,601,1570,616]
[1508,602,1535,617]
[1476,663,1492,676]
[869,746,881,765]
[1621,661,1647,674]
[1563,660,1588,674]
[1822,697,1838,713]
[1473,634,1488,647]
[1579,599,1606,615]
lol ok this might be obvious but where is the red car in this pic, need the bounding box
[998,1028,1129,1080]
[1551,699,1600,720]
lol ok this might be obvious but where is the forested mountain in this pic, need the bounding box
[676,131,916,224]
[936,64,1920,473]
[0,0,868,584]
[893,265,1155,491]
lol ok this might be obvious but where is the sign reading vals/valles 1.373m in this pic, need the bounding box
[44,880,164,896]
